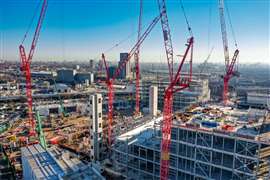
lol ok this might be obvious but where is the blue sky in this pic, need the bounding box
[0,0,269,64]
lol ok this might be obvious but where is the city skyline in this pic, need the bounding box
[0,0,269,64]
[0,1,270,179]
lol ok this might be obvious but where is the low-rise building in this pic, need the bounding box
[57,69,76,84]
[31,71,54,80]
[75,72,94,84]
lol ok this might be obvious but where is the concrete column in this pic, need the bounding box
[149,86,158,117]
[89,93,103,161]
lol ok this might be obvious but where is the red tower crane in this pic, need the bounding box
[102,15,161,149]
[19,0,48,136]
[134,0,143,116]
[218,0,239,105]
[158,0,194,179]
[157,0,174,179]
[159,38,194,180]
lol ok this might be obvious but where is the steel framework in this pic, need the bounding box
[113,122,270,179]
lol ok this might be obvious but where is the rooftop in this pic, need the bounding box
[21,144,105,180]
[114,104,270,149]
[174,104,269,138]
[21,144,64,179]
[116,116,162,142]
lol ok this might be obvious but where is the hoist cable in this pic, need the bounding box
[21,0,42,44]
[179,0,193,36]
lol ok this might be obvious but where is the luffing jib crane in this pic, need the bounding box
[19,0,48,137]
[158,0,194,179]
[157,0,175,179]
[218,0,239,105]
[160,37,194,180]
[102,14,162,149]
[134,0,143,116]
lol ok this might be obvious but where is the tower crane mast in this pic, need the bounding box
[19,0,48,136]
[102,15,161,149]
[157,0,175,179]
[159,38,193,180]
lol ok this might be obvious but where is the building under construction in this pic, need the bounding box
[140,77,210,111]
[112,104,270,180]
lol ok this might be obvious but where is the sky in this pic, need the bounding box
[0,0,269,64]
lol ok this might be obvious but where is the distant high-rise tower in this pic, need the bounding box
[119,53,131,79]
[89,59,94,72]
[149,86,158,117]
[108,66,117,78]
[89,93,103,161]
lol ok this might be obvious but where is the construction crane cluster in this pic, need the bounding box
[100,1,194,179]
[17,0,241,180]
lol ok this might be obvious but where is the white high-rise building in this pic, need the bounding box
[149,86,158,117]
[89,93,103,161]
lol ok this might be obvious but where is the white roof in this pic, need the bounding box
[117,116,162,142]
